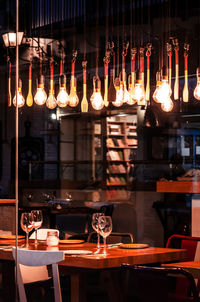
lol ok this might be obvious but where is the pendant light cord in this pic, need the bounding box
[83,0,86,61]
[117,0,119,77]
[95,0,99,77]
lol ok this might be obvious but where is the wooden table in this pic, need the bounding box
[0,240,187,302]
[163,261,200,279]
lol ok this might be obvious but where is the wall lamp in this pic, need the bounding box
[2,32,24,47]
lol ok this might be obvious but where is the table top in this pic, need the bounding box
[0,240,187,269]
[163,261,200,278]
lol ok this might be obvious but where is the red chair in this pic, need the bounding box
[166,234,200,298]
[166,234,200,261]
[121,265,199,302]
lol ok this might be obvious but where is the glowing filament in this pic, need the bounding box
[13,88,25,107]
[57,84,69,107]
[46,90,57,109]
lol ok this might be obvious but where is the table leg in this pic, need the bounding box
[102,271,124,302]
[70,272,86,302]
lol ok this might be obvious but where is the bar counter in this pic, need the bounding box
[157,181,200,193]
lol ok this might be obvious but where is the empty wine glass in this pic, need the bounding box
[98,216,112,255]
[20,212,34,248]
[92,212,105,250]
[31,210,43,245]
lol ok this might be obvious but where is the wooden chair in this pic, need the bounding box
[12,248,64,302]
[121,265,199,302]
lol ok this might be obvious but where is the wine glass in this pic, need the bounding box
[92,212,105,250]
[98,216,112,255]
[31,210,43,245]
[20,212,34,248]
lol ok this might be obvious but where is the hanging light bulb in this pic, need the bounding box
[127,74,136,105]
[122,72,130,103]
[69,51,79,107]
[46,62,57,109]
[194,67,200,101]
[119,80,124,98]
[112,77,123,107]
[69,77,79,107]
[154,67,172,104]
[46,90,57,109]
[57,74,69,107]
[13,78,25,107]
[132,72,145,105]
[153,71,162,103]
[154,80,172,104]
[161,97,174,112]
[160,79,172,97]
[34,75,47,105]
[90,78,95,103]
[90,76,104,110]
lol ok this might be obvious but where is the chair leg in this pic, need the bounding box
[16,264,27,302]
[52,264,62,302]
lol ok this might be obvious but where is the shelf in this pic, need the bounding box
[94,116,137,200]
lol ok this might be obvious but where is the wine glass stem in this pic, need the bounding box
[97,232,100,249]
[35,229,38,245]
[26,232,29,248]
[103,237,106,255]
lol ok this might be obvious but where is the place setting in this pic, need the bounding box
[60,213,113,258]
[72,213,114,258]
[119,243,149,249]
[0,231,25,250]
[20,210,43,248]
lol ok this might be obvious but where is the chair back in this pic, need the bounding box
[12,248,64,302]
[122,265,199,302]
[87,231,134,244]
[166,234,200,261]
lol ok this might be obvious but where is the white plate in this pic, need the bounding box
[64,250,93,255]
